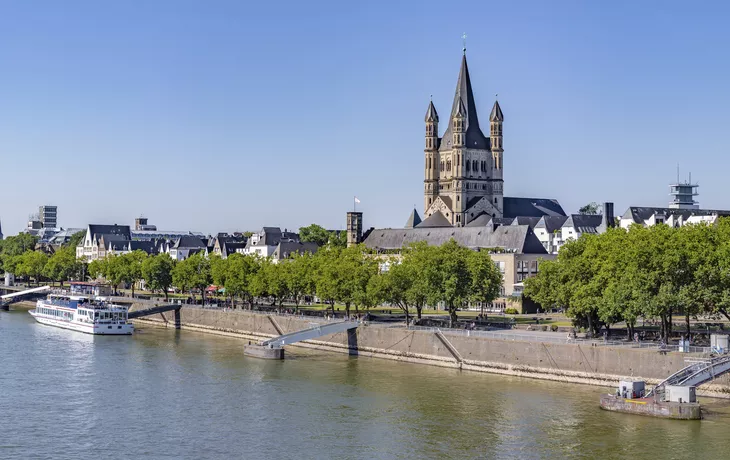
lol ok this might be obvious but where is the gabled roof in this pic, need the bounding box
[511,216,541,228]
[564,214,603,233]
[404,209,422,229]
[416,211,452,228]
[503,197,566,218]
[439,54,489,152]
[362,225,547,254]
[535,216,569,233]
[172,235,206,249]
[465,213,492,227]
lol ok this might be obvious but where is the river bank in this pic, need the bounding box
[130,305,730,398]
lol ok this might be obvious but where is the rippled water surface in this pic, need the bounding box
[2,310,730,459]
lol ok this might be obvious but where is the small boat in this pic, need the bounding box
[29,292,133,335]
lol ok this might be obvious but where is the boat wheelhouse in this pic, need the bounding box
[29,293,133,335]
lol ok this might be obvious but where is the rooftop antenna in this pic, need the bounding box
[677,163,680,184]
[462,32,467,54]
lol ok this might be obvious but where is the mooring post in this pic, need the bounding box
[174,307,181,330]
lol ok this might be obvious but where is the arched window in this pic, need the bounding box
[466,161,470,172]
[440,162,444,172]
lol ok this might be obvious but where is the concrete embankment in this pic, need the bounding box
[130,306,730,397]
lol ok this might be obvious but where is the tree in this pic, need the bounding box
[377,259,413,323]
[105,255,129,295]
[88,258,107,280]
[430,240,471,326]
[142,254,175,300]
[467,250,503,318]
[313,246,340,313]
[285,251,316,311]
[16,251,49,285]
[43,247,79,286]
[578,202,601,215]
[299,224,331,247]
[264,261,290,312]
[172,253,211,304]
[0,233,39,273]
[122,250,148,297]
[224,253,260,308]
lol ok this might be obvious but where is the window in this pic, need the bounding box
[466,161,470,172]
[494,198,497,204]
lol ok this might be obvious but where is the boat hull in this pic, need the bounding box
[29,310,134,335]
[599,394,701,420]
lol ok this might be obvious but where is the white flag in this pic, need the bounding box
[354,197,361,204]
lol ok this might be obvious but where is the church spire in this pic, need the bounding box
[490,100,504,122]
[450,54,481,132]
[425,100,439,122]
[440,53,488,151]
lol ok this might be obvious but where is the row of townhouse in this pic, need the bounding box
[76,224,318,263]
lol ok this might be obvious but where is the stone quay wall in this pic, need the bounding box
[129,306,730,397]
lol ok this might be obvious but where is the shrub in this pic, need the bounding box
[541,325,548,331]
[504,308,519,315]
[550,324,559,332]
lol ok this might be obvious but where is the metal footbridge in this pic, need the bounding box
[1,286,51,310]
[646,355,730,398]
[262,320,360,349]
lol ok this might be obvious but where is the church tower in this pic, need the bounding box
[422,49,504,226]
[490,100,504,214]
[423,101,440,212]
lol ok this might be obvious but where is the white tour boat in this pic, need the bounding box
[29,292,134,335]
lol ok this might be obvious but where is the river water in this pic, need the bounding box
[2,310,730,460]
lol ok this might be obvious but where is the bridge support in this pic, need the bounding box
[244,344,284,359]
[174,308,181,330]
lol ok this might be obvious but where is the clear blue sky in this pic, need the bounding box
[1,0,729,235]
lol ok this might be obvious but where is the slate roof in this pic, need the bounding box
[465,213,492,227]
[439,54,489,152]
[404,209,422,229]
[535,216,569,233]
[511,216,541,228]
[172,235,206,249]
[503,197,566,218]
[416,211,452,228]
[564,214,603,233]
[106,240,158,254]
[89,224,131,243]
[272,241,319,260]
[223,241,246,257]
[363,225,547,254]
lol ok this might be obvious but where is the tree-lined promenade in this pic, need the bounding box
[524,219,730,341]
[0,232,503,325]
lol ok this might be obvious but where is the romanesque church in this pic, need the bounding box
[420,51,564,228]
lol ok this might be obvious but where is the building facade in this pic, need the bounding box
[39,205,57,229]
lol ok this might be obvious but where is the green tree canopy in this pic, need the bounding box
[142,253,175,300]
